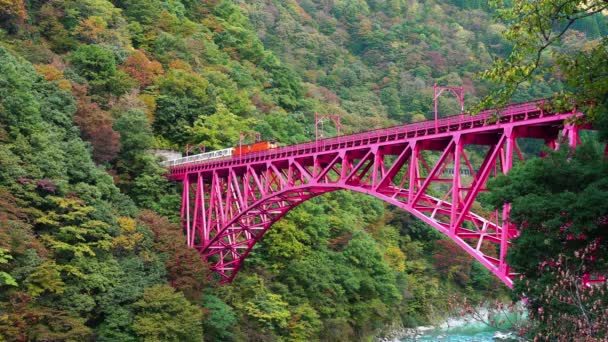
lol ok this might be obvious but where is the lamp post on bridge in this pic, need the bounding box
[434,83,464,132]
[315,113,341,150]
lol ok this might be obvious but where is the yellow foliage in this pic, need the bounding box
[411,113,427,122]
[113,217,144,252]
[56,79,72,91]
[118,217,137,232]
[35,64,63,81]
[384,246,406,272]
[358,18,373,37]
[168,59,193,72]
[138,94,157,123]
[75,16,108,43]
[0,0,26,20]
[287,0,311,21]
[201,18,224,33]
[35,64,72,91]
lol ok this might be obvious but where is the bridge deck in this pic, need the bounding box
[169,99,569,178]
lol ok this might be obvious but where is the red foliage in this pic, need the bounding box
[72,84,120,163]
[0,292,91,341]
[427,51,447,73]
[120,50,164,88]
[0,189,48,257]
[527,250,608,340]
[307,86,340,104]
[250,93,274,113]
[137,210,210,300]
[0,189,25,224]
[433,239,472,285]
[36,179,57,193]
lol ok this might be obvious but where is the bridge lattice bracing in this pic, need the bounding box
[168,100,587,287]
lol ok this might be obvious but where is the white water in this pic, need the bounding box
[397,306,525,342]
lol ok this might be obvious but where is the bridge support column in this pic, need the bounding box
[181,176,192,247]
[407,141,418,204]
[563,124,580,148]
[450,135,462,234]
[499,128,515,277]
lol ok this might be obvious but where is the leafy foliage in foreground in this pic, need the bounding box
[486,144,608,339]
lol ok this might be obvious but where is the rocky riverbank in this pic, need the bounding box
[376,305,526,341]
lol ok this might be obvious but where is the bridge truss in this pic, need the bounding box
[168,100,587,287]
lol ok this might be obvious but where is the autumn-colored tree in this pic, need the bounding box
[433,239,473,286]
[74,16,108,44]
[167,59,192,72]
[523,251,608,340]
[2,0,587,340]
[112,217,144,255]
[35,196,114,259]
[120,50,164,88]
[0,293,92,341]
[137,210,209,299]
[34,64,72,91]
[384,246,406,272]
[0,0,26,21]
[72,84,120,163]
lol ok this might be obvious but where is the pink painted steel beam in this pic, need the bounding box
[170,100,590,287]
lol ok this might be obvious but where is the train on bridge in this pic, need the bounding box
[162,140,278,167]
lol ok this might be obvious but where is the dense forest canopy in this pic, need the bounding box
[0,0,605,340]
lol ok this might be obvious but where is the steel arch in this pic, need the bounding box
[169,100,587,288]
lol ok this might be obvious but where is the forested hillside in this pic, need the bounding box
[0,0,605,340]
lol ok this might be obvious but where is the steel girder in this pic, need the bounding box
[171,101,587,287]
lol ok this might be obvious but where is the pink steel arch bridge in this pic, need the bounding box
[167,99,589,288]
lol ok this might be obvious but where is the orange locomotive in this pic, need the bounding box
[232,140,278,156]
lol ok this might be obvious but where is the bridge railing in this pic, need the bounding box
[169,100,545,170]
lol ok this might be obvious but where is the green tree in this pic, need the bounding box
[287,303,322,341]
[114,108,154,173]
[0,248,17,287]
[70,44,116,91]
[132,284,203,341]
[96,256,167,341]
[153,69,210,143]
[380,86,403,120]
[128,155,179,216]
[485,144,608,338]
[261,55,304,110]
[201,294,237,341]
[480,0,608,125]
[189,102,256,150]
[114,0,162,25]
[244,291,290,333]
[25,261,65,297]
